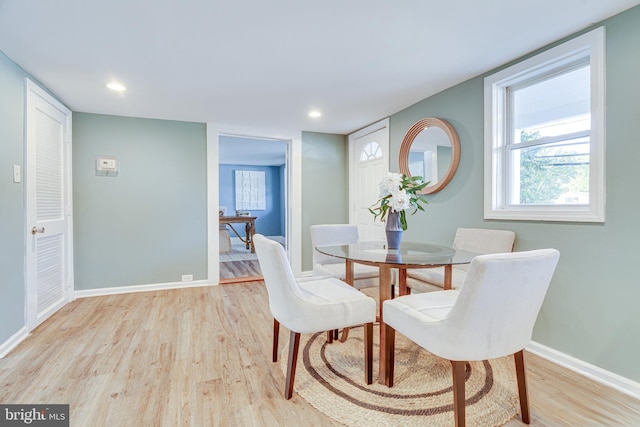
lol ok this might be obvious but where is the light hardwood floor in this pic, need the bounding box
[1,282,639,426]
[219,259,261,280]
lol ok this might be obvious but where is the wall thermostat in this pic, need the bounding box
[96,156,119,177]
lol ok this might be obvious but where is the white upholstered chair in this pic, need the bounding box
[254,234,376,399]
[383,249,560,426]
[407,227,516,293]
[310,224,382,290]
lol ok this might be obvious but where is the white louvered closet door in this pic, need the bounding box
[25,79,73,331]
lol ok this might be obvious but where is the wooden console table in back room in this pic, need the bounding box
[219,216,257,253]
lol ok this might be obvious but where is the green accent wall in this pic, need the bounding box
[73,113,208,289]
[0,50,27,344]
[388,6,640,382]
[2,4,639,386]
[301,132,349,271]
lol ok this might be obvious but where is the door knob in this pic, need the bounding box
[31,226,45,235]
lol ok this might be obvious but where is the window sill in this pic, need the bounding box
[484,207,605,223]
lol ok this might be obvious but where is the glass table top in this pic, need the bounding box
[316,240,480,267]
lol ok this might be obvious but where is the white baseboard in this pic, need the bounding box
[74,279,214,299]
[4,279,639,400]
[0,326,29,359]
[527,341,640,399]
[293,273,640,399]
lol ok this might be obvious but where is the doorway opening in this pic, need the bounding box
[218,136,287,283]
[206,123,302,285]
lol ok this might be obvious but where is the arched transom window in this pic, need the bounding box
[360,141,382,162]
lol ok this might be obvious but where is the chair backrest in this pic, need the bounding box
[445,249,559,360]
[453,228,516,271]
[254,234,306,327]
[310,224,359,270]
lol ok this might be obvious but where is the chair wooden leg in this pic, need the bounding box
[514,350,531,424]
[284,331,301,400]
[451,360,466,427]
[326,329,339,342]
[364,322,373,384]
[384,323,396,387]
[272,319,280,362]
[338,327,350,342]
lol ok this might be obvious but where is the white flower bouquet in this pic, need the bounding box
[369,172,428,231]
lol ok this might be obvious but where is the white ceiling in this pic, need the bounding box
[1,1,638,135]
[219,135,287,165]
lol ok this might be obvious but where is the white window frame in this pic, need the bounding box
[484,27,605,222]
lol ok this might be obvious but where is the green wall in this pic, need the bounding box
[73,113,208,289]
[0,67,347,343]
[301,132,349,271]
[388,7,640,382]
[3,4,639,386]
[72,118,346,288]
[0,51,27,344]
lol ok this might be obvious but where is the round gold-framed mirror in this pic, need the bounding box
[399,118,461,194]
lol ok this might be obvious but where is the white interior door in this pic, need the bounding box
[349,119,389,241]
[25,79,73,330]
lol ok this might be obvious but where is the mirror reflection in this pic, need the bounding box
[408,127,453,185]
[399,118,460,194]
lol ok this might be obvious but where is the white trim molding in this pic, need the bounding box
[0,327,29,359]
[206,123,302,282]
[527,340,640,399]
[4,285,640,401]
[74,279,211,299]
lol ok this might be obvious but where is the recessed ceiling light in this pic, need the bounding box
[107,82,126,92]
[308,110,322,118]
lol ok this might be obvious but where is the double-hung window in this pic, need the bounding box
[484,27,605,222]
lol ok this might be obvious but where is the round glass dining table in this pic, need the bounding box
[315,240,481,385]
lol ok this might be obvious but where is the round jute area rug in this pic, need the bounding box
[281,325,519,427]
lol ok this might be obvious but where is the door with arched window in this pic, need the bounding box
[349,119,389,241]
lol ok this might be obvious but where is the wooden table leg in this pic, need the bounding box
[398,268,407,296]
[444,264,452,290]
[338,260,355,343]
[249,221,255,253]
[378,264,392,385]
[345,259,354,286]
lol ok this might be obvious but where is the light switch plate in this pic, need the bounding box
[13,165,21,183]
